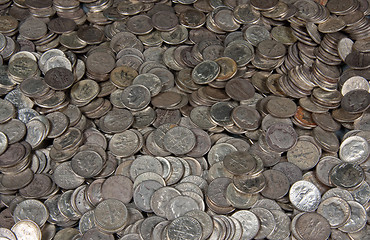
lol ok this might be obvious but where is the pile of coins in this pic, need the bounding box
[0,0,369,239]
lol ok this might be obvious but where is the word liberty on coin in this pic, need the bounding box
[0,0,369,239]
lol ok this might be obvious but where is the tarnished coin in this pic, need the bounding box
[318,16,346,33]
[214,57,237,81]
[110,65,138,89]
[0,0,369,237]
[244,25,271,47]
[192,60,220,84]
[271,26,297,45]
[261,169,290,199]
[330,162,365,189]
[266,96,297,118]
[133,180,164,213]
[0,15,18,34]
[19,17,47,40]
[163,126,196,155]
[225,78,255,101]
[179,9,206,29]
[223,151,256,175]
[287,138,321,171]
[265,123,298,152]
[341,89,370,114]
[257,40,286,60]
[224,41,254,66]
[8,57,38,81]
[151,11,178,31]
[94,199,128,233]
[70,79,100,104]
[313,126,340,153]
[44,67,74,90]
[295,213,331,240]
[232,105,261,130]
[71,150,104,178]
[233,173,266,194]
[126,15,153,35]
[272,162,303,185]
[121,84,151,111]
[109,130,140,157]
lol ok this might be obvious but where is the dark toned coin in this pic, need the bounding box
[47,17,76,34]
[25,0,52,9]
[225,78,255,101]
[250,0,278,11]
[76,26,105,45]
[44,67,74,90]
[341,89,370,114]
[151,11,179,31]
[265,123,298,152]
[330,162,365,189]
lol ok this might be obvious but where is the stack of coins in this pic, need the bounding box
[53,0,86,26]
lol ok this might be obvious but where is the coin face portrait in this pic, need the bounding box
[127,89,138,104]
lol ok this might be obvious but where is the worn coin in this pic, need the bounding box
[231,210,260,240]
[317,196,351,228]
[330,162,365,189]
[295,212,331,240]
